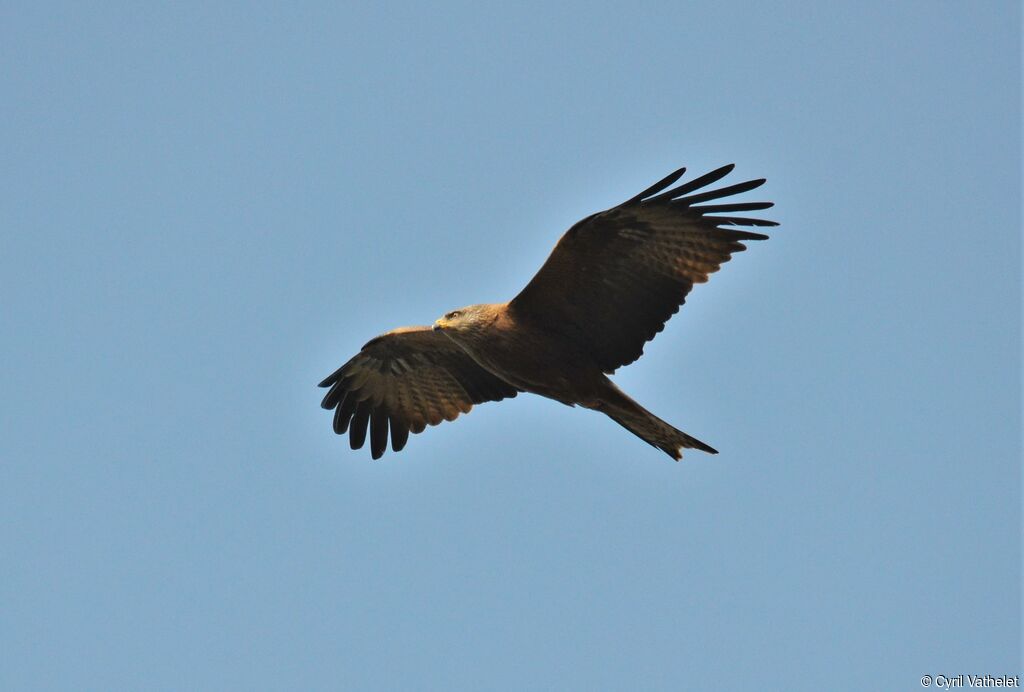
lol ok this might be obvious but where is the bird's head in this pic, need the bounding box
[433,304,497,339]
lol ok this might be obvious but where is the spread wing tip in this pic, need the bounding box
[623,166,687,205]
[729,231,771,242]
[318,367,343,388]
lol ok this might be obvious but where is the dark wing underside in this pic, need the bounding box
[508,164,777,373]
[319,326,519,459]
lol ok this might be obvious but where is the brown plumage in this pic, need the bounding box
[319,164,776,460]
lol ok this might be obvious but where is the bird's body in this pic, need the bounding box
[320,164,776,460]
[435,303,600,405]
[430,302,717,458]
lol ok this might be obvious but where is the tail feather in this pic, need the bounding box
[597,388,717,461]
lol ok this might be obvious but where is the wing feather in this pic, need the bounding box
[349,401,371,450]
[508,165,776,373]
[370,408,389,459]
[319,326,519,459]
[646,163,735,202]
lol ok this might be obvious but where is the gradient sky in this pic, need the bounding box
[2,2,1020,690]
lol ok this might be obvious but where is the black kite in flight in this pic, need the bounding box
[319,164,776,460]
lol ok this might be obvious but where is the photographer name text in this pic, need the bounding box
[921,675,1020,689]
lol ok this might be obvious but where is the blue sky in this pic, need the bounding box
[2,2,1019,690]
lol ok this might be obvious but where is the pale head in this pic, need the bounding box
[432,303,500,341]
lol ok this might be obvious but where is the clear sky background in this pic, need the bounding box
[2,2,1020,690]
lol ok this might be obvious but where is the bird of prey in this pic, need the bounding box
[319,164,776,460]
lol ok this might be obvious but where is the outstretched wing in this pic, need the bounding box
[508,164,776,374]
[319,326,519,459]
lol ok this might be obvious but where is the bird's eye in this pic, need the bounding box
[446,310,461,320]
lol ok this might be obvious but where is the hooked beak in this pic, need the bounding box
[432,320,444,331]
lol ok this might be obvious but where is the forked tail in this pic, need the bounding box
[597,386,717,461]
